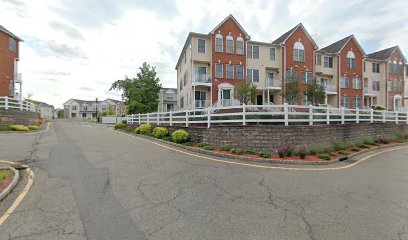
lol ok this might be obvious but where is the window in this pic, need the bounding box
[195,66,207,82]
[266,72,274,86]
[247,69,259,82]
[286,70,298,83]
[341,76,349,88]
[399,62,404,74]
[392,61,398,73]
[236,65,244,80]
[324,56,333,68]
[71,113,76,118]
[72,106,77,110]
[247,44,259,59]
[184,72,188,86]
[315,53,322,65]
[180,97,184,108]
[226,64,234,79]
[215,34,223,52]
[352,77,361,89]
[198,39,205,53]
[372,63,380,73]
[340,96,350,108]
[9,38,16,52]
[195,91,206,100]
[363,62,366,72]
[226,36,234,54]
[179,80,183,91]
[215,63,223,78]
[270,48,276,61]
[372,80,380,91]
[353,97,362,109]
[346,51,355,70]
[83,105,88,111]
[236,37,244,55]
[301,71,313,84]
[293,42,305,62]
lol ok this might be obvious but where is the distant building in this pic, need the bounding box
[36,101,55,120]
[0,25,23,99]
[158,88,178,112]
[63,98,124,119]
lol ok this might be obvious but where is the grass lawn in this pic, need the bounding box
[0,170,6,182]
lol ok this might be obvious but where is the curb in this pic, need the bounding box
[0,166,20,202]
[346,142,408,161]
[116,129,342,166]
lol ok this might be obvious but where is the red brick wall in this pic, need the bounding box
[387,50,405,110]
[338,38,364,108]
[281,27,315,104]
[211,18,247,103]
[0,31,19,97]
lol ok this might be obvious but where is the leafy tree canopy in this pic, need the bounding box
[304,77,326,106]
[236,78,257,104]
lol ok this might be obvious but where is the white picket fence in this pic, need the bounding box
[0,96,36,112]
[101,115,128,124]
[126,103,408,128]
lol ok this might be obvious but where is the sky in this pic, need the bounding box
[1,0,407,108]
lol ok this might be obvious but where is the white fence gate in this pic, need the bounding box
[101,115,128,124]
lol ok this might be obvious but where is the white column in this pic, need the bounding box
[308,105,313,125]
[284,103,289,126]
[242,103,246,126]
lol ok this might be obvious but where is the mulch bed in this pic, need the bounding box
[0,170,14,194]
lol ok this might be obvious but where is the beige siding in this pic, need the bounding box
[363,60,387,107]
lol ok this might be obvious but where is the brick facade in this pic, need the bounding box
[0,29,19,97]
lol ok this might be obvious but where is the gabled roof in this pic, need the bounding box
[210,14,250,40]
[320,35,366,56]
[272,23,318,49]
[0,25,23,41]
[366,46,406,63]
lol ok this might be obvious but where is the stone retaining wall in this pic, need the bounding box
[130,123,408,151]
[0,109,41,126]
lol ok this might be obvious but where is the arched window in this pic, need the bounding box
[215,34,223,52]
[236,37,244,55]
[226,35,234,53]
[293,42,305,62]
[346,51,355,70]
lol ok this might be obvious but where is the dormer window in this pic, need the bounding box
[215,34,223,52]
[293,42,304,62]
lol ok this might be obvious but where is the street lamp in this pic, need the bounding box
[95,98,98,122]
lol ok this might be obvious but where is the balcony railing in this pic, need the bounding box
[195,74,211,83]
[325,84,337,93]
[266,78,282,88]
[195,100,209,108]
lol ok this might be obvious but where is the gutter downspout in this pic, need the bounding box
[282,44,286,104]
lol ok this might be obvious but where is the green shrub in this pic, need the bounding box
[243,149,257,155]
[308,143,334,155]
[318,154,331,161]
[183,142,194,146]
[196,143,207,147]
[136,124,152,135]
[171,130,189,143]
[162,136,172,142]
[231,149,244,155]
[395,131,408,140]
[350,147,360,151]
[203,145,214,151]
[295,146,308,159]
[152,127,169,139]
[331,141,346,151]
[258,152,272,158]
[114,123,126,129]
[10,125,29,131]
[337,151,349,156]
[355,142,366,148]
[122,120,127,124]
[362,137,375,145]
[28,125,39,130]
[277,144,294,158]
[0,125,12,131]
[220,146,231,151]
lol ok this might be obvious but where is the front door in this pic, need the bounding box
[257,95,263,105]
[221,89,231,106]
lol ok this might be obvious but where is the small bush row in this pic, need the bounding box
[1,124,40,131]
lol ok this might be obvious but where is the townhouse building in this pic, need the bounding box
[36,101,56,120]
[175,14,406,111]
[0,25,22,99]
[364,46,406,111]
[63,98,124,119]
[158,88,178,112]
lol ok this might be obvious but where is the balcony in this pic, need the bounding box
[195,100,209,108]
[364,88,375,96]
[265,78,282,90]
[325,84,338,94]
[193,74,212,87]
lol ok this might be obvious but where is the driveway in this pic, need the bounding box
[0,120,407,240]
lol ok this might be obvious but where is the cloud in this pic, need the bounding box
[49,21,84,40]
[80,86,94,91]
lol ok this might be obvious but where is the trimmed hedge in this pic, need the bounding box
[114,123,126,129]
[152,127,169,139]
[28,125,40,130]
[171,130,189,143]
[136,124,152,135]
[10,125,29,131]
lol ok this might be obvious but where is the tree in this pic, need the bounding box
[304,77,326,106]
[57,109,64,118]
[283,74,301,104]
[235,78,257,104]
[107,105,115,115]
[110,62,162,114]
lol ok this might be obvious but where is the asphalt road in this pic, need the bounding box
[0,120,408,240]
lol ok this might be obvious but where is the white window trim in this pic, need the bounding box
[215,34,223,53]
[226,36,234,54]
[197,38,205,53]
[215,63,223,78]
[236,37,244,55]
[270,47,276,61]
[226,64,234,79]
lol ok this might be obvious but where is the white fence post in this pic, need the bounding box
[4,96,8,110]
[185,111,189,127]
[169,111,173,126]
[284,103,289,126]
[157,111,160,125]
[207,107,211,128]
[242,103,246,126]
[326,105,330,124]
[147,113,150,124]
[382,110,386,123]
[341,107,345,124]
[370,109,374,123]
[395,111,398,124]
[309,105,313,125]
[20,99,23,110]
[138,113,141,125]
[356,108,360,123]
[406,111,408,124]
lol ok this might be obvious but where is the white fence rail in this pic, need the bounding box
[101,116,128,124]
[0,96,36,112]
[126,103,408,128]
